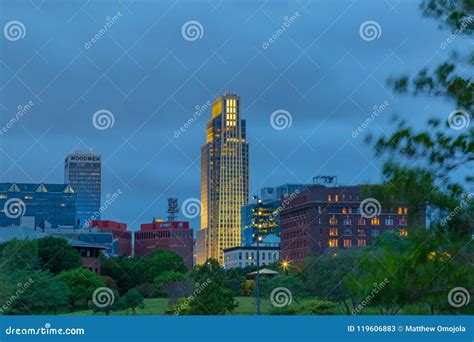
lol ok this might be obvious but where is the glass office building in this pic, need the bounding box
[0,183,76,227]
[64,150,101,226]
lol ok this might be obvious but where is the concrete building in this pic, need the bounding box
[134,220,193,268]
[197,93,249,265]
[223,245,280,269]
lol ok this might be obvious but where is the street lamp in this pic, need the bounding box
[281,260,289,275]
[252,195,261,316]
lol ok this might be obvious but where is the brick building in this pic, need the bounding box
[89,220,132,256]
[134,220,193,268]
[280,184,424,264]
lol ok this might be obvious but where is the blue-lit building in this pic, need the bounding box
[0,183,76,227]
[64,150,101,226]
[241,184,310,246]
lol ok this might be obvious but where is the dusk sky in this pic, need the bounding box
[0,0,468,231]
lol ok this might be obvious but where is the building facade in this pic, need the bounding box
[198,93,249,265]
[280,184,424,264]
[241,184,309,246]
[64,150,101,226]
[0,183,76,227]
[223,245,280,269]
[134,220,193,268]
[89,220,132,256]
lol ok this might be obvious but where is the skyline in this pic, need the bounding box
[0,0,469,231]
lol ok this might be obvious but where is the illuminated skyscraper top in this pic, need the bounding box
[197,92,249,265]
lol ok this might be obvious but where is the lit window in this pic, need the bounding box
[385,217,394,225]
[357,239,367,247]
[358,217,366,225]
[328,195,332,202]
[335,195,339,202]
[342,207,347,214]
[371,217,380,225]
[329,228,338,236]
[329,239,338,247]
[397,207,403,215]
[400,228,408,237]
[343,239,352,248]
[329,216,338,225]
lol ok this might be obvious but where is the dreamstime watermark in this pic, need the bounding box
[447,287,470,308]
[0,278,34,313]
[92,109,115,130]
[92,287,115,308]
[0,100,34,135]
[440,192,473,227]
[4,20,26,41]
[84,189,122,227]
[181,20,204,41]
[3,198,26,219]
[270,109,292,130]
[440,15,473,49]
[174,278,211,315]
[5,323,85,336]
[352,100,389,138]
[181,198,201,219]
[352,278,389,315]
[174,100,211,138]
[359,21,382,41]
[84,12,123,49]
[448,110,470,131]
[262,12,300,49]
[359,198,381,219]
[270,287,292,308]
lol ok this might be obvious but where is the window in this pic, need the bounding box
[358,239,367,247]
[357,228,366,236]
[329,239,338,247]
[372,228,380,237]
[400,228,408,237]
[342,207,347,214]
[358,217,366,225]
[371,217,380,225]
[343,216,352,225]
[385,217,394,225]
[328,195,332,202]
[397,207,403,215]
[343,239,352,248]
[399,217,407,225]
[329,228,338,236]
[335,195,339,202]
[329,216,338,225]
[239,252,242,260]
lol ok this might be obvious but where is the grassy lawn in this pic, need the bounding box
[62,297,429,316]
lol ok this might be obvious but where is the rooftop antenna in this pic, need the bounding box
[167,197,179,221]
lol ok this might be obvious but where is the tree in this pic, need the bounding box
[142,251,187,284]
[37,237,82,274]
[58,268,103,308]
[123,288,144,315]
[2,270,69,315]
[303,250,361,315]
[92,289,124,316]
[155,271,194,306]
[100,256,145,295]
[0,239,38,272]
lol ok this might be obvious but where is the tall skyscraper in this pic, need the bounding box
[197,93,249,265]
[64,150,101,226]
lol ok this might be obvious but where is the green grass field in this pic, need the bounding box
[63,297,430,316]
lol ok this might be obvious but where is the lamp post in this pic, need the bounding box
[252,195,262,316]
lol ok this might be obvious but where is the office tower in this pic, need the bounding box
[197,93,249,265]
[0,182,76,227]
[64,150,101,226]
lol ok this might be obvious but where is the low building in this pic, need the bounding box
[0,183,76,228]
[134,220,193,268]
[0,226,105,273]
[89,220,132,256]
[223,245,280,269]
[280,184,425,264]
